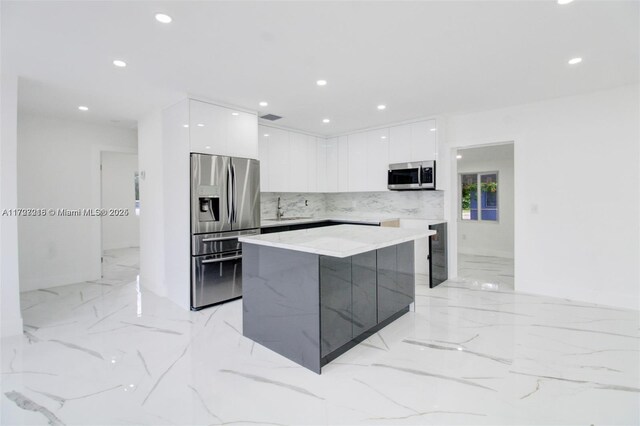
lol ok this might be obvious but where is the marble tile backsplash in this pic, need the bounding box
[261,191,444,220]
[260,193,327,220]
[325,191,444,219]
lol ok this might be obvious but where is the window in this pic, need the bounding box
[460,172,498,221]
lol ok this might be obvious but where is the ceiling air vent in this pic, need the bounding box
[260,114,282,121]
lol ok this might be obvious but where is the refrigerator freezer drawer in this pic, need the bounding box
[191,251,243,310]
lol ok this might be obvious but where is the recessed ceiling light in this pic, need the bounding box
[568,57,583,65]
[259,101,268,107]
[456,154,463,159]
[205,145,211,149]
[381,136,387,139]
[377,104,386,110]
[557,0,574,4]
[197,123,204,127]
[263,133,270,137]
[322,118,330,123]
[316,80,327,86]
[155,13,172,23]
[113,60,127,68]
[183,124,189,128]
[430,128,437,132]
[78,106,89,111]
[231,112,239,116]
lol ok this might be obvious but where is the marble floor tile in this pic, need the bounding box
[458,254,514,290]
[2,248,638,425]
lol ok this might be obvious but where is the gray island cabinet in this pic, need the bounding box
[239,225,435,374]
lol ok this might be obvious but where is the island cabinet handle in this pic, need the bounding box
[202,236,239,242]
[202,254,242,264]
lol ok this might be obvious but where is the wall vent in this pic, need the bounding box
[260,114,282,121]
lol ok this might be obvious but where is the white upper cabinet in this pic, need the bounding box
[266,127,290,192]
[389,124,412,163]
[228,110,258,159]
[306,136,318,193]
[411,119,437,161]
[258,126,270,192]
[337,136,349,192]
[189,99,258,159]
[347,132,368,192]
[365,128,389,191]
[288,132,308,192]
[388,119,438,163]
[324,138,339,193]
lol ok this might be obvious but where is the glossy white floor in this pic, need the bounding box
[2,248,638,425]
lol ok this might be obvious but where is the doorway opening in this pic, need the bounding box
[455,143,514,289]
[100,151,140,277]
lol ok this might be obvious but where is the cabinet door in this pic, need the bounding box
[347,132,367,192]
[316,139,327,193]
[377,244,414,323]
[288,132,308,192]
[258,126,270,192]
[320,256,352,357]
[411,120,437,161]
[389,124,412,164]
[228,110,258,159]
[307,136,318,192]
[352,251,377,337]
[325,138,338,193]
[189,100,228,155]
[267,127,290,192]
[338,136,349,192]
[366,128,389,191]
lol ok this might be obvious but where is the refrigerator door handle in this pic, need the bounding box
[226,164,233,219]
[232,164,237,222]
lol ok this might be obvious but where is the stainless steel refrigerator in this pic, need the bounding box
[191,153,260,310]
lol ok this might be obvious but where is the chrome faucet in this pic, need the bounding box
[277,196,284,220]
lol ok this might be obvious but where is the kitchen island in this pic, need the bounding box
[239,225,435,373]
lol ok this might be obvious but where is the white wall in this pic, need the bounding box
[16,114,137,291]
[457,144,514,258]
[101,152,139,250]
[137,109,166,297]
[137,100,190,308]
[445,85,639,310]
[1,70,24,337]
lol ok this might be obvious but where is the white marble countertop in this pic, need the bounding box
[260,216,390,228]
[240,224,436,258]
[261,216,446,228]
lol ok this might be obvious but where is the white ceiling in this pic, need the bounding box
[3,1,638,135]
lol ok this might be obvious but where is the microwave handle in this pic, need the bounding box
[418,166,422,187]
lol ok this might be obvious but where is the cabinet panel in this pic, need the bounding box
[320,256,352,357]
[267,127,290,192]
[189,100,228,155]
[347,132,367,192]
[411,120,437,161]
[396,242,415,307]
[338,136,349,192]
[316,139,327,193]
[228,111,258,159]
[258,126,270,192]
[389,124,412,164]
[325,138,338,193]
[377,246,397,323]
[289,132,308,192]
[352,251,377,336]
[307,136,318,192]
[366,128,389,191]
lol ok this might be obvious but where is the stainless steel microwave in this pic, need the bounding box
[388,161,436,190]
